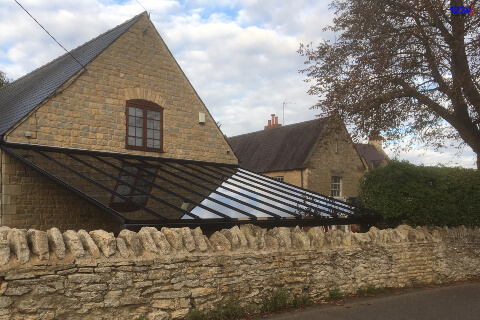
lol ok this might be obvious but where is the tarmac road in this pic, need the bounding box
[255,282,480,320]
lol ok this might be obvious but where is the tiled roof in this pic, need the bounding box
[0,12,146,135]
[355,143,385,169]
[228,119,327,173]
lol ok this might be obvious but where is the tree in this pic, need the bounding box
[299,0,480,168]
[0,70,9,88]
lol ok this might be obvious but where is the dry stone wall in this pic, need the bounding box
[0,224,478,320]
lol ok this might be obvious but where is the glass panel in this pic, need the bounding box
[128,137,135,145]
[147,119,154,129]
[153,140,160,149]
[154,121,160,130]
[154,112,160,120]
[135,108,143,117]
[136,117,143,127]
[129,107,135,116]
[128,127,135,137]
[136,137,143,146]
[147,139,153,148]
[128,116,135,126]
[136,128,143,137]
[147,129,153,139]
[147,110,153,119]
[154,131,160,139]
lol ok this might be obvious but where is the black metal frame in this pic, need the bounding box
[0,142,380,231]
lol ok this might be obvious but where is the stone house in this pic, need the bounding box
[228,115,388,199]
[0,12,240,232]
[0,13,372,233]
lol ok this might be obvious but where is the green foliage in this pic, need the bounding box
[213,299,247,320]
[185,308,208,320]
[358,160,480,228]
[0,70,9,88]
[261,288,313,313]
[327,288,343,301]
[261,289,291,313]
[356,285,388,296]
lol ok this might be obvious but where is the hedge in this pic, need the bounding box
[358,160,480,228]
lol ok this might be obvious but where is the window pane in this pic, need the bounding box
[147,129,153,138]
[128,127,135,136]
[154,112,160,120]
[154,131,160,139]
[129,107,135,116]
[128,116,135,126]
[154,121,160,130]
[147,119,154,129]
[128,137,135,145]
[147,110,153,119]
[136,117,143,127]
[154,140,160,149]
[136,137,143,146]
[135,108,143,117]
[136,127,143,137]
[147,139,153,148]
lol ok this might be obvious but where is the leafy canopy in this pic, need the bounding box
[299,0,480,167]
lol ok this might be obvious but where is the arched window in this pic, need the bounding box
[126,99,163,151]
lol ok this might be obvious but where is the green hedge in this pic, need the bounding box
[358,160,480,228]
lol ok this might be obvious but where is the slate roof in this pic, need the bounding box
[228,119,327,173]
[355,143,385,169]
[0,12,146,136]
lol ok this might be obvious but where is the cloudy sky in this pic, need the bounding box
[0,0,476,168]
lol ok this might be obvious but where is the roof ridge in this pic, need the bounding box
[229,117,327,139]
[0,11,146,90]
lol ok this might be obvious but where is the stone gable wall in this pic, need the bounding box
[0,225,478,319]
[305,125,366,197]
[5,14,237,165]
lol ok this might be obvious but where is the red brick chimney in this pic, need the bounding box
[264,114,282,130]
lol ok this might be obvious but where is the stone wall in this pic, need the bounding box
[0,224,478,320]
[0,152,122,232]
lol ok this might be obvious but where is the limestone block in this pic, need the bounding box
[171,309,189,320]
[116,238,129,258]
[0,296,13,308]
[77,230,101,259]
[192,227,208,252]
[239,224,266,250]
[7,228,30,264]
[161,227,183,252]
[291,227,310,249]
[268,227,292,249]
[47,228,66,260]
[27,229,50,260]
[209,231,231,251]
[89,230,116,258]
[396,225,415,240]
[0,226,10,241]
[138,228,159,253]
[203,235,214,252]
[308,227,325,248]
[118,229,143,256]
[0,239,10,266]
[324,230,343,247]
[387,229,407,243]
[221,228,242,251]
[352,232,372,246]
[147,310,170,320]
[264,232,279,250]
[179,227,195,252]
[145,227,171,255]
[62,230,85,259]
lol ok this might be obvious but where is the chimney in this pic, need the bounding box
[264,114,282,130]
